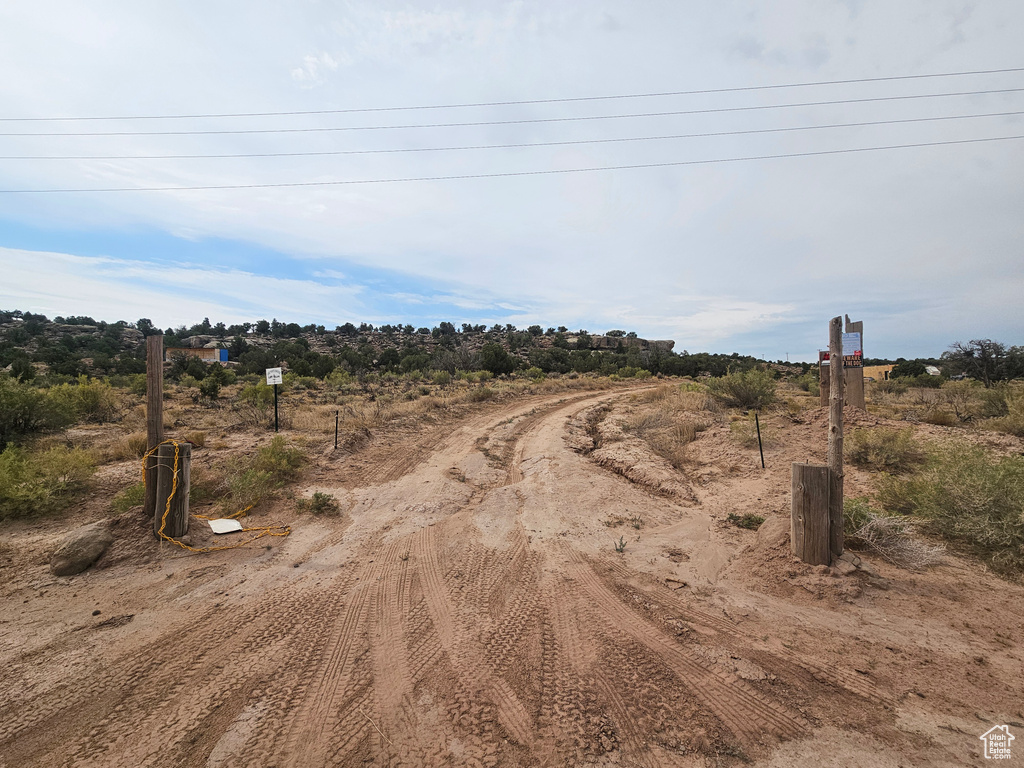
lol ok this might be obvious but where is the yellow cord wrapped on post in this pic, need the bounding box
[141,439,291,554]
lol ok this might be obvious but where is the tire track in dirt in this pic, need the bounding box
[563,546,808,746]
[598,557,888,705]
[0,567,348,768]
[414,523,535,747]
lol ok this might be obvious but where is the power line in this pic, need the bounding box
[3,134,1020,193]
[4,87,1024,137]
[2,110,1019,160]
[3,66,1023,122]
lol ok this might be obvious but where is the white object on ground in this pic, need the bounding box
[208,518,244,535]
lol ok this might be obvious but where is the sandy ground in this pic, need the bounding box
[1,384,1022,767]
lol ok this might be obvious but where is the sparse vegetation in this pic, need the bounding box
[726,512,764,530]
[112,481,146,513]
[843,497,944,570]
[845,427,924,473]
[296,491,341,516]
[614,536,627,553]
[728,414,776,449]
[706,368,777,410]
[876,443,1024,576]
[0,445,96,520]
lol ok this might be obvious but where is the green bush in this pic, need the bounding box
[876,442,1024,575]
[198,376,221,400]
[0,445,95,519]
[872,378,908,396]
[794,373,820,397]
[47,376,120,423]
[467,386,496,402]
[845,427,924,473]
[0,375,75,448]
[253,436,306,480]
[707,368,777,410]
[112,481,146,513]
[296,491,341,516]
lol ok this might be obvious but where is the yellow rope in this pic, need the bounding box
[141,439,291,554]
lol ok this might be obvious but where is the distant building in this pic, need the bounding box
[165,347,228,363]
[924,365,941,376]
[863,364,895,382]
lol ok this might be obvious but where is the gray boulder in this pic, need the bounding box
[50,521,114,577]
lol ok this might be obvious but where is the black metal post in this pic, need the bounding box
[274,383,279,433]
[334,410,339,449]
[755,410,765,469]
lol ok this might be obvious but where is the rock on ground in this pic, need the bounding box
[50,521,114,577]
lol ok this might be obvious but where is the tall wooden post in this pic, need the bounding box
[791,463,831,565]
[143,334,164,519]
[154,442,190,538]
[827,317,844,560]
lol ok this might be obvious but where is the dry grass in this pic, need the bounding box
[622,384,720,469]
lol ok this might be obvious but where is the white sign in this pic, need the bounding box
[980,725,1014,759]
[265,367,283,385]
[842,332,862,354]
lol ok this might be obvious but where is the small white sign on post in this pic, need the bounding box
[265,367,283,385]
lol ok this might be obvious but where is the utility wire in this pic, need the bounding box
[4,87,1024,137]
[2,110,1020,160]
[2,66,1023,122]
[3,134,1021,193]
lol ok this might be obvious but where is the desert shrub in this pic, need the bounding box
[198,376,221,400]
[467,386,496,402]
[920,408,958,427]
[524,367,545,381]
[296,491,341,516]
[47,376,120,423]
[706,368,776,410]
[253,436,306,480]
[989,385,1024,437]
[226,468,278,511]
[909,374,943,389]
[0,445,95,519]
[623,409,700,470]
[843,497,944,570]
[112,481,146,513]
[726,512,764,530]
[0,376,75,447]
[795,373,820,397]
[728,414,776,449]
[432,370,452,387]
[873,378,908,396]
[940,380,982,422]
[977,385,1010,418]
[845,427,924,473]
[106,431,149,461]
[876,443,1024,575]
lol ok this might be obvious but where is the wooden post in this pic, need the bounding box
[154,442,190,538]
[791,463,831,565]
[844,315,866,410]
[827,316,845,560]
[143,334,164,519]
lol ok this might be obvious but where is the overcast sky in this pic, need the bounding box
[1,1,1021,361]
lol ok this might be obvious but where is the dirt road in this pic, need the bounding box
[2,386,1022,766]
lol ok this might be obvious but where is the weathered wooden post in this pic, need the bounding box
[791,463,831,565]
[792,317,845,565]
[828,316,845,559]
[844,315,866,410]
[143,334,164,519]
[154,442,190,539]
